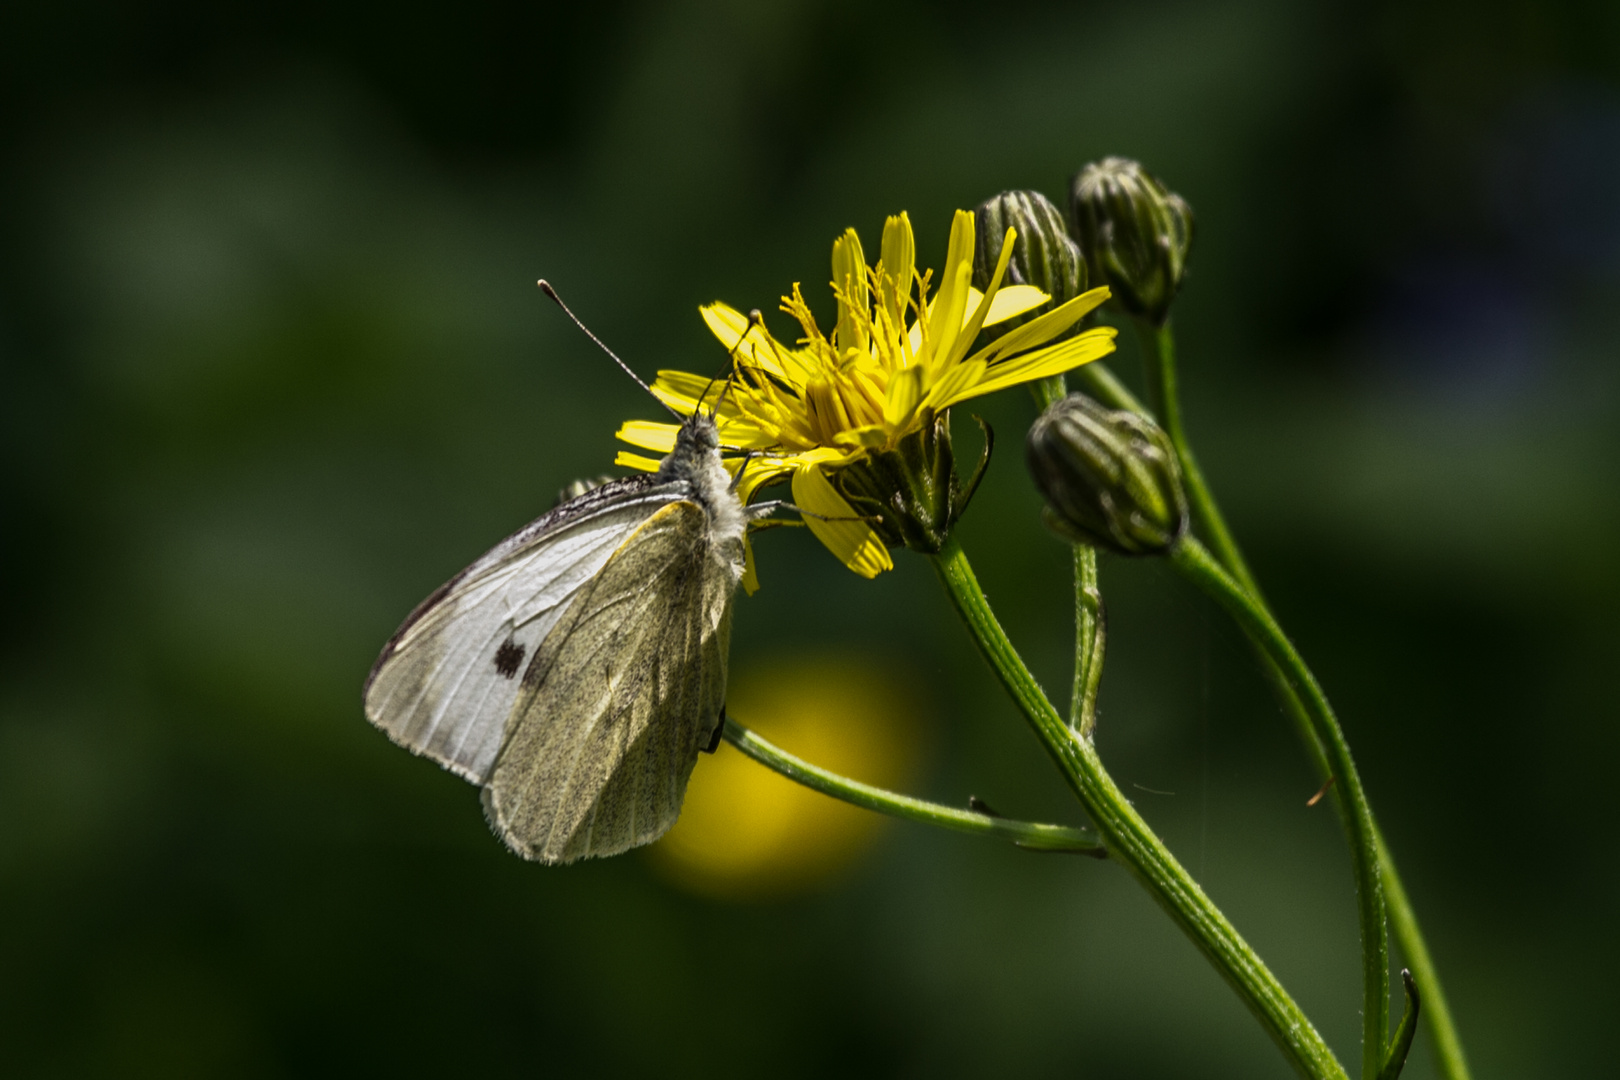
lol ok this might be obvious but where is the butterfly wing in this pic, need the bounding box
[363,477,689,783]
[482,499,738,864]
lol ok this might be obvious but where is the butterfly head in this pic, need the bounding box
[677,409,722,451]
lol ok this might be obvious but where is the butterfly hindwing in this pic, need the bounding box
[362,477,689,783]
[482,499,736,864]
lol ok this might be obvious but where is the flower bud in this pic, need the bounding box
[1068,157,1192,325]
[1026,394,1187,555]
[972,190,1088,337]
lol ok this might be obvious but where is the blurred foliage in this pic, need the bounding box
[1,0,1618,1076]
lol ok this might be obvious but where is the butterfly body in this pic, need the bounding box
[364,414,764,863]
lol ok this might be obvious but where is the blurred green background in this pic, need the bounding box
[3,0,1618,1075]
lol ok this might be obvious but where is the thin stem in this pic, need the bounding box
[1378,828,1468,1077]
[1028,375,1107,739]
[1137,318,1257,592]
[1140,319,1470,1080]
[1070,543,1104,734]
[1271,695,1468,1080]
[721,716,1103,855]
[931,536,1347,1080]
[1074,356,1147,414]
[1172,538,1388,1079]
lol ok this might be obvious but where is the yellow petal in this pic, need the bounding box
[925,211,976,367]
[879,213,915,332]
[701,302,750,350]
[832,424,892,451]
[921,358,988,413]
[616,420,680,453]
[969,286,1112,367]
[781,444,866,471]
[946,225,1015,368]
[791,465,893,578]
[700,302,798,380]
[614,450,663,472]
[884,363,924,428]
[930,283,1048,337]
[651,369,731,414]
[715,417,778,450]
[735,459,790,505]
[940,327,1118,407]
[981,284,1050,326]
[832,228,869,359]
[644,372,776,447]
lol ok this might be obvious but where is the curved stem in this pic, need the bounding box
[1378,826,1468,1076]
[721,716,1103,855]
[1138,318,1469,1080]
[1137,319,1257,592]
[1172,538,1388,1078]
[931,536,1346,1080]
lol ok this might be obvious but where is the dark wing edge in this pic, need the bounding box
[362,473,669,698]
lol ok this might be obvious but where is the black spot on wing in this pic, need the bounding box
[361,472,678,699]
[494,639,526,679]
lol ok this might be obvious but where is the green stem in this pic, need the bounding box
[721,716,1103,854]
[1137,319,1257,591]
[1028,375,1107,739]
[1074,357,1147,414]
[931,536,1346,1080]
[1379,829,1468,1077]
[1172,538,1388,1078]
[1138,319,1470,1080]
[1070,543,1104,734]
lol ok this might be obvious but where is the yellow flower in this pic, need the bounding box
[615,209,1116,584]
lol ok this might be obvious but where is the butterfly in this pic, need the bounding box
[364,288,779,864]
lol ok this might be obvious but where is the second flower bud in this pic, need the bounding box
[1026,393,1188,556]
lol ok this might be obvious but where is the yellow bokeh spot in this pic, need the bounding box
[648,654,920,901]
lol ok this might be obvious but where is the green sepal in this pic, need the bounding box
[1377,970,1421,1080]
[834,408,991,554]
[953,414,995,524]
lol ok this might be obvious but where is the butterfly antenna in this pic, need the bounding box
[537,279,682,422]
[696,308,763,418]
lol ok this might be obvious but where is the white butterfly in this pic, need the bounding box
[364,411,775,864]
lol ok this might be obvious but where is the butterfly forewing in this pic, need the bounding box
[363,477,690,782]
[483,500,736,864]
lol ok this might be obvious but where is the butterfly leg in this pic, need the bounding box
[751,499,879,526]
[702,705,727,754]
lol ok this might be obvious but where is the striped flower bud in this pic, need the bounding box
[1068,158,1192,326]
[1026,393,1187,555]
[972,189,1088,337]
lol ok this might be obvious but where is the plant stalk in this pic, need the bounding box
[1136,318,1470,1080]
[1069,543,1105,735]
[720,716,1103,854]
[1171,538,1388,1078]
[931,536,1346,1080]
[1138,319,1254,589]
